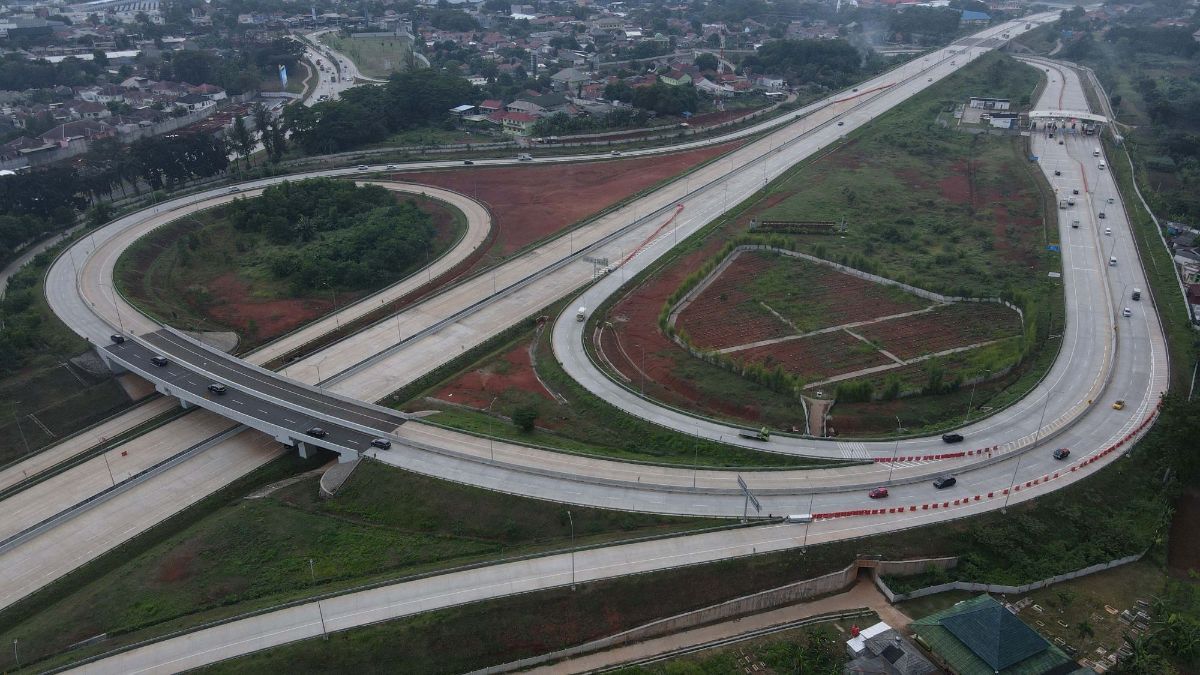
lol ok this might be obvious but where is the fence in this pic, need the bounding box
[874,552,1145,602]
[475,557,955,674]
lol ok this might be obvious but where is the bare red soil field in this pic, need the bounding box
[857,303,1022,361]
[603,228,768,421]
[737,330,894,382]
[391,142,739,260]
[433,340,554,409]
[203,273,343,341]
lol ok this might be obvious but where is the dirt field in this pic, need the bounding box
[1168,488,1200,578]
[433,340,554,409]
[391,142,740,263]
[738,331,895,381]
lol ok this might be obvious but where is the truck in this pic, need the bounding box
[739,427,771,441]
[1058,199,1068,209]
[575,306,587,322]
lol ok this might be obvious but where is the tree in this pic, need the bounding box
[694,52,719,72]
[229,116,254,169]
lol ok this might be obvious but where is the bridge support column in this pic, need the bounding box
[295,441,312,460]
[179,398,193,410]
[93,346,127,375]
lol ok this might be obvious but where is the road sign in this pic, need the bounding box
[737,474,761,514]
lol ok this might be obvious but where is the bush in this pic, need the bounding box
[511,405,538,433]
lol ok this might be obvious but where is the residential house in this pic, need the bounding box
[192,84,227,101]
[659,69,691,87]
[488,110,538,135]
[39,119,115,149]
[478,99,504,114]
[844,621,937,675]
[175,93,216,113]
[550,67,590,90]
[63,100,112,120]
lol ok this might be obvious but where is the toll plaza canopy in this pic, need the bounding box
[1029,109,1108,124]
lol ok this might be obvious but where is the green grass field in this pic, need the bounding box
[406,322,840,469]
[0,457,716,671]
[320,34,413,79]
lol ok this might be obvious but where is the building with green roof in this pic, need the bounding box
[910,595,1092,675]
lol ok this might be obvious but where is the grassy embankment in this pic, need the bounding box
[0,456,720,672]
[197,393,1180,674]
[0,240,133,465]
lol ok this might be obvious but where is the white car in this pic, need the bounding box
[1122,307,1132,317]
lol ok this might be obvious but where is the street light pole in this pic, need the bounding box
[887,416,901,483]
[309,558,316,584]
[965,369,991,425]
[1005,389,1054,512]
[566,510,576,590]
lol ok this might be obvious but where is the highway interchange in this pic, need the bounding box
[0,12,1173,672]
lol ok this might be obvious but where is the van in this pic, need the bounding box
[356,165,368,171]
[575,306,587,322]
[1098,161,1106,170]
[1132,288,1141,301]
[785,514,813,524]
[1071,219,1080,229]
[1094,147,1101,157]
[1109,256,1117,266]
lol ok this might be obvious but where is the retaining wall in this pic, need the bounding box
[874,552,1145,602]
[475,557,955,674]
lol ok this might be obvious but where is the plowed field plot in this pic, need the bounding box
[858,303,1022,361]
[673,251,791,350]
[675,250,930,351]
[738,331,894,382]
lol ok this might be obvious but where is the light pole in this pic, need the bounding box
[566,510,576,590]
[693,429,700,488]
[309,558,316,583]
[1005,389,1054,512]
[11,402,29,457]
[887,416,901,483]
[965,369,991,425]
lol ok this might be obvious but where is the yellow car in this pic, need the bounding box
[1112,400,1126,410]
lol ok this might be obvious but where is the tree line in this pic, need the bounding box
[741,38,887,89]
[282,69,476,154]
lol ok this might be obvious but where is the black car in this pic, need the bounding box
[941,433,964,444]
[150,355,169,367]
[1054,170,1061,176]
[207,383,227,395]
[1072,188,1079,195]
[371,438,392,450]
[1053,447,1071,460]
[306,427,328,439]
[933,476,957,489]
[463,160,474,165]
[110,334,126,344]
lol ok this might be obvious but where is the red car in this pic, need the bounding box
[869,487,889,499]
